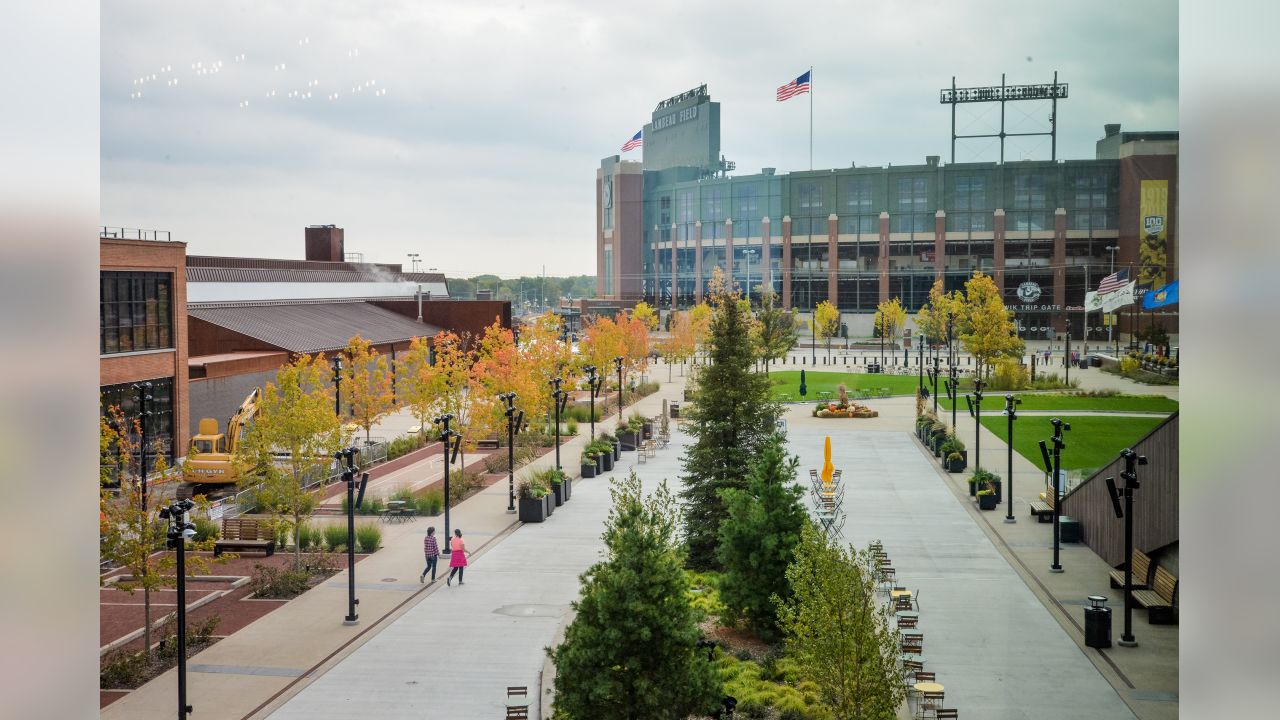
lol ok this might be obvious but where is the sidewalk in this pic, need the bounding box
[102,367,688,720]
[859,395,1178,719]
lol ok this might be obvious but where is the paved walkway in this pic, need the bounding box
[101,371,686,720]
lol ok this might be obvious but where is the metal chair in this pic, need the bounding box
[935,710,958,720]
[897,615,918,629]
[918,691,945,719]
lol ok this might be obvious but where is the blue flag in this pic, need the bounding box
[1142,280,1179,309]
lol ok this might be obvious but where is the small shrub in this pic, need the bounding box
[100,650,147,688]
[448,471,482,505]
[355,523,381,552]
[1119,357,1140,374]
[192,516,220,542]
[988,357,1029,391]
[249,563,311,599]
[564,419,579,436]
[415,490,443,515]
[323,524,348,551]
[296,522,318,550]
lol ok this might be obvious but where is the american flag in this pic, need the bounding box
[1097,268,1129,295]
[620,130,642,152]
[777,70,811,102]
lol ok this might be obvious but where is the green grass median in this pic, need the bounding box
[768,370,971,401]
[943,392,1177,414]
[979,414,1166,473]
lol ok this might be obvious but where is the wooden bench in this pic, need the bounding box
[1109,549,1153,590]
[1029,490,1055,523]
[476,438,501,450]
[1131,566,1179,624]
[214,518,276,557]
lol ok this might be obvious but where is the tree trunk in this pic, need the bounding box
[143,587,152,659]
[294,509,302,570]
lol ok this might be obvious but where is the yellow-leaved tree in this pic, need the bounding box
[431,331,486,484]
[518,312,573,426]
[874,297,907,365]
[688,301,714,362]
[397,335,442,439]
[343,336,397,445]
[100,405,221,659]
[813,300,841,360]
[238,353,344,570]
[632,301,659,331]
[959,271,1024,379]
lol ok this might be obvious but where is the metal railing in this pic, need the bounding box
[101,226,174,242]
[206,438,389,520]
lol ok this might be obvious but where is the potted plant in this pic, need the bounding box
[946,451,965,473]
[970,468,998,500]
[598,441,614,471]
[517,478,549,523]
[977,486,998,510]
[593,448,604,474]
[581,450,597,478]
[548,469,567,507]
[599,432,620,461]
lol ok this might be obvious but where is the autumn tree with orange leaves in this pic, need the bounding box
[342,336,398,444]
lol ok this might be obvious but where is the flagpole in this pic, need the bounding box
[809,66,814,171]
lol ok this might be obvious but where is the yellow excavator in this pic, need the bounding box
[182,388,259,486]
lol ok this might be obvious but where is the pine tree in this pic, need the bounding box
[549,474,721,720]
[776,524,905,720]
[716,433,807,640]
[680,289,781,569]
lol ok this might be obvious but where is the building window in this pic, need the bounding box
[701,186,727,221]
[677,190,695,224]
[734,182,761,220]
[895,177,929,212]
[101,271,173,355]
[1013,174,1048,209]
[100,377,176,467]
[603,247,614,296]
[890,213,931,234]
[839,177,873,212]
[795,181,823,214]
[953,176,987,211]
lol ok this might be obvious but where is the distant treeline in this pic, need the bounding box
[445,274,597,305]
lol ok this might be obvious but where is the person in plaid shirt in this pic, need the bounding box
[420,526,440,583]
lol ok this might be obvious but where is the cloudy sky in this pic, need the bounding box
[102,0,1178,276]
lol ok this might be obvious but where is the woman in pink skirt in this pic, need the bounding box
[446,528,468,585]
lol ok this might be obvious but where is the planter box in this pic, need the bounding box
[519,495,548,523]
[612,441,621,461]
[545,494,554,516]
[563,476,572,501]
[947,458,965,473]
[989,480,1002,504]
[595,455,604,474]
[581,462,596,479]
[968,480,978,497]
[978,494,998,510]
[551,482,565,507]
[619,431,639,451]
[601,453,614,472]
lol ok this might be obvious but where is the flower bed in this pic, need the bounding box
[813,401,878,419]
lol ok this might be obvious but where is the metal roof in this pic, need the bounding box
[188,302,441,354]
[186,266,447,285]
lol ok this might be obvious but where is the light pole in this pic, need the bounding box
[928,354,940,415]
[332,356,343,420]
[1106,448,1148,647]
[584,365,600,439]
[1039,418,1070,573]
[1106,245,1119,355]
[160,498,196,720]
[965,378,985,473]
[499,392,522,514]
[1003,395,1021,524]
[433,414,460,555]
[613,356,625,425]
[131,381,153,510]
[335,447,363,624]
[917,330,923,391]
[550,378,569,471]
[407,252,420,272]
[1064,318,1072,385]
[744,248,756,305]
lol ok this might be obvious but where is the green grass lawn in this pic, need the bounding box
[941,392,1178,414]
[769,370,969,400]
[980,414,1166,473]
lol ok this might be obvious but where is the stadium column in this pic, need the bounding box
[762,216,772,298]
[653,244,661,307]
[878,211,890,303]
[827,214,839,306]
[782,216,793,310]
[934,210,947,284]
[694,220,703,303]
[1053,207,1067,333]
[670,222,678,311]
[725,218,734,292]
[993,209,1006,293]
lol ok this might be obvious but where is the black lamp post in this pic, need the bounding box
[160,498,195,720]
[499,392,522,514]
[965,378,985,472]
[1106,449,1148,647]
[332,356,343,420]
[613,356,624,425]
[550,377,568,471]
[1064,319,1072,385]
[1039,418,1070,573]
[335,447,364,624]
[584,365,600,439]
[945,363,959,431]
[930,354,941,415]
[433,414,461,555]
[917,331,923,391]
[131,381,153,510]
[1003,394,1020,524]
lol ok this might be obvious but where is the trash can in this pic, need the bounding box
[1090,356,1102,367]
[670,403,680,419]
[1060,516,1081,543]
[1078,359,1089,370]
[1084,596,1112,649]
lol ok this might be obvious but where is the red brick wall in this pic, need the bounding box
[100,238,189,452]
[375,299,512,341]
